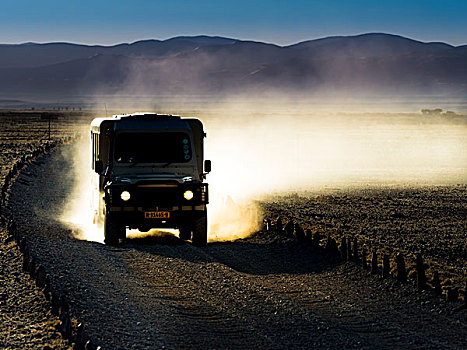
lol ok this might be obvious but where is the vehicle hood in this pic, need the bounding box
[113,173,197,185]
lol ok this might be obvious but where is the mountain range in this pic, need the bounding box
[0,33,466,100]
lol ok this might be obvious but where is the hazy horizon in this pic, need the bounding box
[1,32,466,48]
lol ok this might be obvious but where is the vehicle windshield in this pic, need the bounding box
[114,132,192,164]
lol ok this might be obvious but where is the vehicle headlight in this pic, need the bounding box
[121,191,131,201]
[183,190,194,200]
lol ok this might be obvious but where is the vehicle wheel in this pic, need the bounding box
[178,226,192,241]
[192,213,207,247]
[104,213,124,245]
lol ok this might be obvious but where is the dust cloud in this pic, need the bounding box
[201,101,466,240]
[60,131,105,243]
[60,100,467,242]
[203,107,467,194]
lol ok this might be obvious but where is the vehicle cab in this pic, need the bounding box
[90,113,211,245]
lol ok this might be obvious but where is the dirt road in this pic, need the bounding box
[8,145,467,349]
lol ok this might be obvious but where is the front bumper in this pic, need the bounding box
[108,205,207,229]
[105,181,208,229]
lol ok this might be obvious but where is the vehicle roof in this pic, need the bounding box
[91,113,192,133]
[90,113,181,128]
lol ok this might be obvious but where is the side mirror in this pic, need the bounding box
[204,160,211,173]
[95,160,103,174]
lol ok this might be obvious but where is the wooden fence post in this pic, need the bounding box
[285,220,294,237]
[27,257,36,279]
[353,238,359,264]
[361,247,368,269]
[295,223,306,242]
[416,253,427,291]
[432,271,441,295]
[340,237,348,260]
[325,234,332,251]
[347,238,353,261]
[382,254,390,278]
[51,293,60,316]
[395,253,407,283]
[371,250,378,274]
[305,229,312,242]
[35,265,46,288]
[76,323,85,350]
[276,217,283,234]
[43,275,51,301]
[267,218,271,231]
[22,248,30,272]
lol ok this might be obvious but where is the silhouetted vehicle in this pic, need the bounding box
[90,113,211,245]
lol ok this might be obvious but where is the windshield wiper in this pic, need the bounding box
[162,162,173,168]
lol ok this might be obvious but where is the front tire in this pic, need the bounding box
[178,226,192,241]
[192,213,207,247]
[104,213,125,245]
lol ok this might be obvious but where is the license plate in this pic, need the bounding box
[144,211,170,219]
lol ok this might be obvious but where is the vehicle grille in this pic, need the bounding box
[135,187,180,206]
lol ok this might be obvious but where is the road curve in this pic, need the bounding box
[9,144,467,349]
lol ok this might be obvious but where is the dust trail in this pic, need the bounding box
[60,132,104,243]
[201,106,467,240]
[59,103,467,242]
[203,108,467,193]
[207,195,262,242]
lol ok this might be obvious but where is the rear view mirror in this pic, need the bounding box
[204,160,211,173]
[95,160,103,174]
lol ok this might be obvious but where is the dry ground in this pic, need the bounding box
[262,185,467,292]
[0,111,466,349]
[0,111,80,349]
[6,142,467,349]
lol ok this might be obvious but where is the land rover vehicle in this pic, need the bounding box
[90,113,211,246]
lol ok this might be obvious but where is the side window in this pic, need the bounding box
[94,134,97,166]
[91,132,95,169]
[96,133,99,163]
[91,132,99,169]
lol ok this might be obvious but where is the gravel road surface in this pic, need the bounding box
[7,144,467,349]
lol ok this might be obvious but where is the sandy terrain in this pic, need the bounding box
[262,185,467,292]
[4,141,467,349]
[0,111,466,349]
[0,112,75,349]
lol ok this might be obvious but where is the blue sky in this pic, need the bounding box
[1,0,466,45]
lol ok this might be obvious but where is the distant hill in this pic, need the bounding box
[0,33,466,99]
[286,33,454,55]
